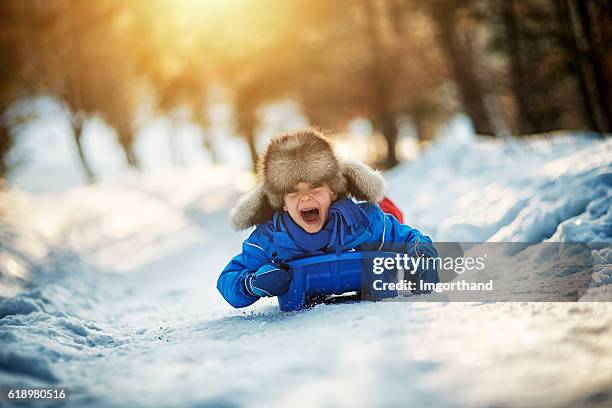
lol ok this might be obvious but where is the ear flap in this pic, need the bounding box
[230,183,275,230]
[340,159,386,203]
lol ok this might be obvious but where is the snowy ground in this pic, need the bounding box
[1,130,611,407]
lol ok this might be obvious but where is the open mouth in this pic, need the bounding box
[299,207,321,225]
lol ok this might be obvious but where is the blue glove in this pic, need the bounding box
[245,264,291,297]
[406,239,439,293]
[407,238,437,259]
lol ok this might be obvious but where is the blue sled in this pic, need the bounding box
[278,251,402,312]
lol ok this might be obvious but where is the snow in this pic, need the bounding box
[1,122,612,407]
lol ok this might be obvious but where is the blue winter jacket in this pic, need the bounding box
[217,202,438,308]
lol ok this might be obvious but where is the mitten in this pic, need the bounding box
[245,264,291,297]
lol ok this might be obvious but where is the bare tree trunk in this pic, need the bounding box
[168,114,184,166]
[126,146,139,168]
[0,123,11,178]
[72,117,95,183]
[202,133,219,165]
[114,126,140,169]
[364,0,399,168]
[576,0,612,132]
[119,137,139,169]
[412,113,436,144]
[235,97,260,172]
[502,0,540,134]
[194,112,219,165]
[236,107,259,172]
[429,4,495,136]
[245,128,258,173]
[554,0,602,133]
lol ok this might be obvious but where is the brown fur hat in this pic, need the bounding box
[230,128,386,230]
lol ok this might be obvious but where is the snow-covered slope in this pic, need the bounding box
[1,132,611,407]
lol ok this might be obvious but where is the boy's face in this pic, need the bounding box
[283,182,336,233]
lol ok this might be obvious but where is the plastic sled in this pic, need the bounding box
[277,251,403,312]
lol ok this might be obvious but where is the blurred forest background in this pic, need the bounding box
[1,0,610,184]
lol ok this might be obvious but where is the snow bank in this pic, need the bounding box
[386,131,611,244]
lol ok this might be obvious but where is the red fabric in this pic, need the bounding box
[379,197,404,223]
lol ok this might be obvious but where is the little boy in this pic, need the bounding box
[217,128,438,308]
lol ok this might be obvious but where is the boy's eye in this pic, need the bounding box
[311,183,322,189]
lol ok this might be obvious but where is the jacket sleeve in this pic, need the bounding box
[386,212,439,286]
[385,213,437,255]
[217,232,270,308]
[368,204,439,286]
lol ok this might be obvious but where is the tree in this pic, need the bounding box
[363,0,400,167]
[424,0,496,136]
[100,80,141,168]
[479,0,607,134]
[575,0,612,132]
[212,0,347,169]
[501,0,540,133]
[554,0,603,133]
[122,0,216,166]
[12,1,143,181]
[0,126,11,178]
[0,1,48,177]
[553,0,611,134]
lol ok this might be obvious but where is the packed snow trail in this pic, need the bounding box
[1,133,611,407]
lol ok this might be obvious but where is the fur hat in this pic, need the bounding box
[230,128,386,230]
